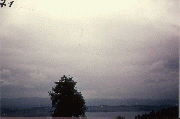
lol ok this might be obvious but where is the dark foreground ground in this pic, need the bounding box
[135,106,178,119]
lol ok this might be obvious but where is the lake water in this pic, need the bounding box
[1,107,151,118]
[85,111,151,119]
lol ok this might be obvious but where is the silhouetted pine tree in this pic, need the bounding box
[48,75,87,117]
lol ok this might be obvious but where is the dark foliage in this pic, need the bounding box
[48,75,87,117]
[135,106,178,119]
[116,116,125,119]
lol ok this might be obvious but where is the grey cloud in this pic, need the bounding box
[149,60,165,72]
[164,57,179,70]
[1,0,179,100]
[0,69,11,78]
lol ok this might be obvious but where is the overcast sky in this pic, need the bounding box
[0,0,179,100]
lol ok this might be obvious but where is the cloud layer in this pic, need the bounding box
[0,0,179,100]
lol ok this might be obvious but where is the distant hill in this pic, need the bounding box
[85,98,178,106]
[1,97,178,108]
[1,97,51,109]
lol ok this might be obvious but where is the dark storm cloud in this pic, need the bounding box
[164,57,179,70]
